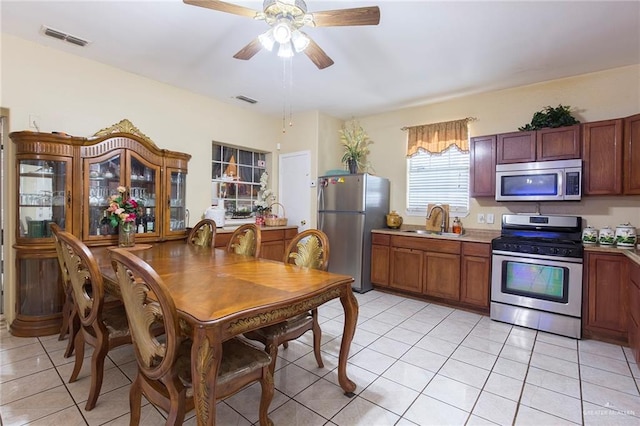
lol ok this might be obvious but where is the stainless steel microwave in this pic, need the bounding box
[495,159,582,201]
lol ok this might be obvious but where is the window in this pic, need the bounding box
[406,145,470,215]
[211,143,267,216]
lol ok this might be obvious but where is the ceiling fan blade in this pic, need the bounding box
[183,0,258,18]
[304,37,334,70]
[311,6,380,27]
[233,38,263,60]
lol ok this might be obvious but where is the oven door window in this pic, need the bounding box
[501,173,558,197]
[501,260,569,303]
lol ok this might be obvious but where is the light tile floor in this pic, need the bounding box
[2,290,640,425]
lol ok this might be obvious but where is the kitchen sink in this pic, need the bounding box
[401,229,464,237]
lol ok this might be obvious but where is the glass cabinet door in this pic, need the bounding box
[84,152,122,240]
[168,169,187,233]
[17,157,71,240]
[130,154,159,235]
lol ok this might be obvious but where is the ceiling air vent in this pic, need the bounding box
[41,25,90,47]
[235,95,257,104]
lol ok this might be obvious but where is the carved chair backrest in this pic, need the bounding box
[283,229,330,272]
[56,230,106,327]
[227,223,262,258]
[187,219,217,248]
[51,223,71,291]
[110,249,179,381]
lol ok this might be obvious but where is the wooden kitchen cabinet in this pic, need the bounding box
[496,125,580,164]
[371,233,391,286]
[469,135,496,197]
[390,246,423,293]
[424,251,460,300]
[582,119,624,195]
[10,120,191,337]
[584,252,629,343]
[460,242,491,310]
[624,113,640,195]
[628,260,640,363]
[214,226,298,262]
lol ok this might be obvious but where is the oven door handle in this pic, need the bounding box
[491,250,583,264]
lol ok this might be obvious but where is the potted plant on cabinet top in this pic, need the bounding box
[339,120,373,174]
[518,104,580,131]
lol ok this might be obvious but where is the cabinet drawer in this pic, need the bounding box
[261,229,285,242]
[372,233,391,245]
[462,242,490,257]
[391,235,460,254]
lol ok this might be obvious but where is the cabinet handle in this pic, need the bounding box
[67,191,71,208]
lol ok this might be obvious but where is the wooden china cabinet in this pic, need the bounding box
[10,119,191,337]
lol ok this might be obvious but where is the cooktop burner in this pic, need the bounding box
[492,214,584,258]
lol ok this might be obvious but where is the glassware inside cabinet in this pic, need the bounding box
[88,155,121,236]
[130,157,157,229]
[18,159,67,239]
[169,171,187,231]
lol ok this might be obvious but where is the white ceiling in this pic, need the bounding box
[2,1,639,119]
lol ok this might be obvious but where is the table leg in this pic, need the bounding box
[338,286,359,396]
[192,329,222,426]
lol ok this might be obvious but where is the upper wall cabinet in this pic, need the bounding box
[582,113,640,196]
[496,125,581,164]
[624,114,640,195]
[469,135,496,197]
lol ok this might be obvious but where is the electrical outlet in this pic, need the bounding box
[487,213,495,224]
[477,213,486,224]
[28,114,41,130]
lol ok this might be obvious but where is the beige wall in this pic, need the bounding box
[357,64,640,231]
[2,32,639,323]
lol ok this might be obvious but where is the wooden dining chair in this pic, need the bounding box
[226,223,262,258]
[109,248,274,426]
[244,229,330,375]
[56,229,132,411]
[51,223,77,358]
[187,219,217,247]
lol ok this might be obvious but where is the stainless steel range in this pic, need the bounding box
[490,214,584,339]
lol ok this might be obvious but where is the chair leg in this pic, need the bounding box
[58,291,72,341]
[282,342,289,349]
[64,310,79,358]
[165,390,187,426]
[84,341,108,410]
[69,331,84,383]
[264,340,280,379]
[258,366,275,426]
[129,375,143,426]
[311,309,324,368]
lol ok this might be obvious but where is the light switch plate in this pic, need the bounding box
[487,213,495,224]
[477,213,486,224]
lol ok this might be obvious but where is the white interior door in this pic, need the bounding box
[279,151,311,232]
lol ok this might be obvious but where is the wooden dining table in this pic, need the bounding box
[91,240,358,426]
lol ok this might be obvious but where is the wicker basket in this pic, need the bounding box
[264,202,288,227]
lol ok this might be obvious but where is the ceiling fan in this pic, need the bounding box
[183,0,380,69]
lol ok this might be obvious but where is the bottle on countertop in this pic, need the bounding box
[452,217,463,234]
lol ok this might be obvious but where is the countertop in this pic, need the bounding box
[583,243,640,265]
[373,227,640,266]
[372,227,500,244]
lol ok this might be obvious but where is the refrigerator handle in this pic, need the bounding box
[317,184,324,229]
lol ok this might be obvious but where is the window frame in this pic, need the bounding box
[405,144,470,217]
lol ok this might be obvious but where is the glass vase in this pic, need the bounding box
[118,222,136,247]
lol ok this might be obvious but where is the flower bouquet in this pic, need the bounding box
[105,186,139,246]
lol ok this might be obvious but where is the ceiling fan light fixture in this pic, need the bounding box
[277,41,294,58]
[291,30,309,52]
[272,21,292,44]
[258,29,276,51]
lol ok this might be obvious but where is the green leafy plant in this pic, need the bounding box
[339,120,373,172]
[519,104,580,131]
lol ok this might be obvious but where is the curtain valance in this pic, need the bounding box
[405,118,472,157]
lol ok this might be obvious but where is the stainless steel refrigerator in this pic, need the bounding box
[317,173,390,293]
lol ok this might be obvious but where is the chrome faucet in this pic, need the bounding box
[426,204,447,232]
